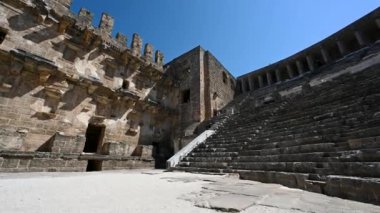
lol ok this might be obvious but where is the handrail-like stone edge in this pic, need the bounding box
[167,130,215,168]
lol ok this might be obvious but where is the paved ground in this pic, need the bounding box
[0,170,379,213]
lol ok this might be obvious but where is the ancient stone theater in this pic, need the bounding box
[0,0,379,206]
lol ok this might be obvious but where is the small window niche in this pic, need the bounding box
[63,46,77,62]
[105,64,116,79]
[222,72,227,84]
[0,28,8,44]
[122,79,129,90]
[182,89,190,103]
[135,79,144,90]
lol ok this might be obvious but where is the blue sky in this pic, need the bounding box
[71,0,379,77]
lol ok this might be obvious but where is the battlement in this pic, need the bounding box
[1,0,164,67]
[63,8,165,68]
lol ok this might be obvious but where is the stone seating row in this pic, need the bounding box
[174,64,380,204]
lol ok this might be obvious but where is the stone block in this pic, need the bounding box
[0,168,28,172]
[2,159,19,168]
[65,159,87,168]
[141,145,153,158]
[102,160,117,168]
[102,141,130,156]
[305,181,324,193]
[0,128,24,150]
[59,167,86,172]
[71,135,85,154]
[18,159,31,168]
[294,173,308,189]
[29,159,66,168]
[272,172,298,188]
[28,167,46,172]
[325,176,380,205]
[50,133,85,154]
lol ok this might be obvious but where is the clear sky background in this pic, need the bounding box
[70,0,379,77]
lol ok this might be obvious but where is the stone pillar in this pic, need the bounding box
[275,69,282,82]
[306,55,315,71]
[258,75,264,88]
[248,76,254,91]
[320,47,331,63]
[155,50,164,66]
[144,43,154,62]
[296,60,304,74]
[286,64,294,78]
[131,33,143,57]
[336,40,348,56]
[266,72,273,85]
[354,30,368,47]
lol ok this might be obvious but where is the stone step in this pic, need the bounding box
[341,126,380,138]
[230,162,316,173]
[193,147,242,153]
[244,136,326,150]
[217,108,370,140]
[270,97,362,123]
[240,142,336,156]
[172,166,226,174]
[190,151,239,158]
[237,152,326,163]
[183,156,234,162]
[236,169,311,189]
[237,149,380,163]
[315,162,380,178]
[178,161,229,169]
[185,148,380,165]
[230,162,380,178]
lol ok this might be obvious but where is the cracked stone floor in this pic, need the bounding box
[0,170,379,213]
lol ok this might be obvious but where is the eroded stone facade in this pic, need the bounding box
[0,0,235,171]
[164,47,235,152]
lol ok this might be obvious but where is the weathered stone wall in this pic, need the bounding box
[204,51,235,119]
[0,151,154,172]
[0,0,170,170]
[164,47,203,130]
[164,46,235,153]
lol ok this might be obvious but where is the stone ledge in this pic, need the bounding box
[0,151,155,172]
[237,170,380,205]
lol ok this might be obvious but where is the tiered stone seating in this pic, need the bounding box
[174,64,380,205]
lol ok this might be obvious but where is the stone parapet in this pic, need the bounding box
[0,151,154,172]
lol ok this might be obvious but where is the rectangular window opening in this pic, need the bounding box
[222,72,227,84]
[182,89,190,103]
[63,46,77,62]
[0,28,7,44]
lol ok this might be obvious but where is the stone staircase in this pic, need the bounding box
[172,63,380,205]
